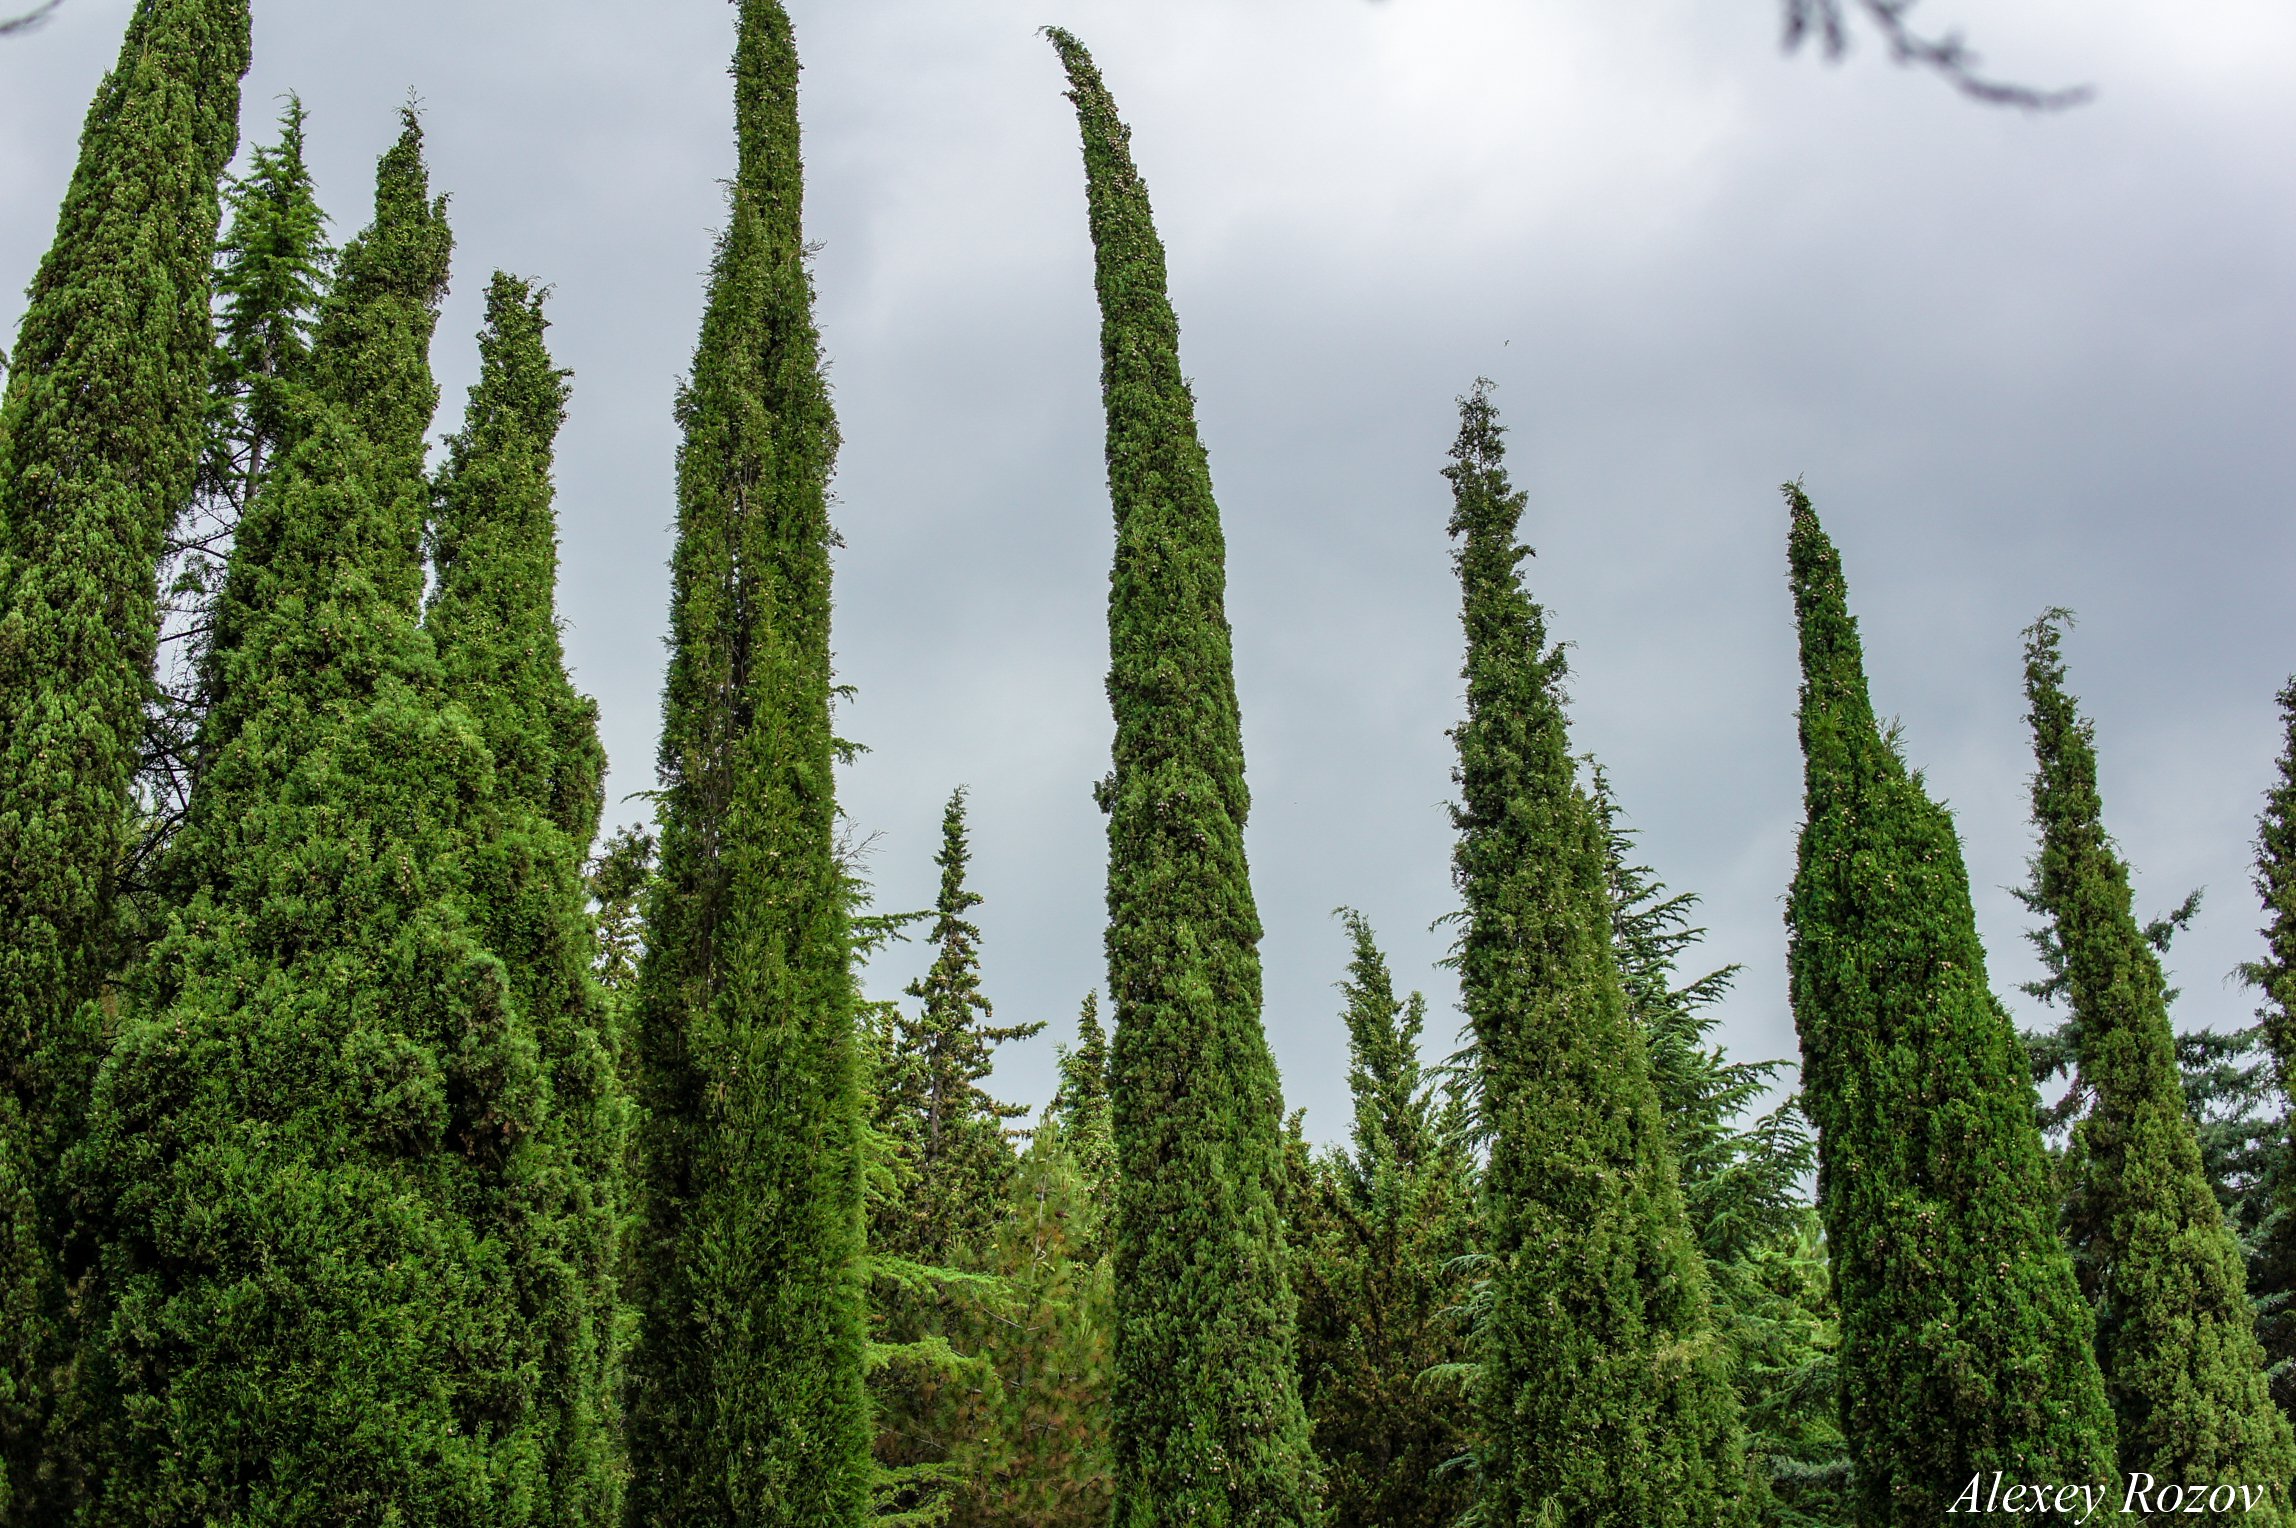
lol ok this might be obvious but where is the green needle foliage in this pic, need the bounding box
[1044,993,1116,1243]
[1294,912,1476,1528]
[1044,28,1320,1526]
[71,114,607,1524]
[874,788,1042,1265]
[2248,681,2296,1412]
[1446,381,1749,1526]
[2021,612,2293,1509]
[428,273,627,1524]
[0,0,248,1513]
[1781,485,2114,1523]
[622,2,871,1522]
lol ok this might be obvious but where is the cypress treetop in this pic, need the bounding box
[2022,611,2293,1510]
[1445,380,1749,1526]
[0,0,249,1512]
[1045,29,1320,1526]
[1781,485,2113,1522]
[622,3,871,1522]
[427,273,627,1525]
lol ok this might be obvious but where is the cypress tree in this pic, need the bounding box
[622,2,871,1521]
[873,787,1041,1264]
[427,273,627,1523]
[2021,612,2294,1507]
[2248,681,2296,1413]
[1044,30,1319,1525]
[70,115,596,1524]
[1446,381,1749,1526]
[1295,911,1476,1528]
[1780,485,2114,1523]
[0,0,248,1513]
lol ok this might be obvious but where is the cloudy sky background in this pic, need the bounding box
[5,0,2292,1145]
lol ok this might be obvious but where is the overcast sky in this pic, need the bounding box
[5,0,2293,1146]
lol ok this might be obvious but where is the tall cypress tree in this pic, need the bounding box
[0,0,248,1513]
[427,273,627,1524]
[1044,30,1319,1526]
[70,115,595,1525]
[2021,612,2294,1509]
[873,787,1041,1264]
[1295,911,1476,1528]
[622,3,871,1522]
[1045,992,1116,1236]
[2248,681,2296,1414]
[1781,485,2113,1523]
[1446,382,1748,1526]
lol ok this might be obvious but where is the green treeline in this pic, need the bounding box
[4,8,2296,1528]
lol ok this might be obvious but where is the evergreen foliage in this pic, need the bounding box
[1043,993,1116,1242]
[70,114,614,1525]
[873,788,1041,1265]
[0,0,248,1512]
[621,2,871,1521]
[1780,485,2114,1523]
[1445,380,1750,1525]
[1294,912,1476,1528]
[427,272,628,1523]
[2248,681,2296,1411]
[2020,611,2293,1508]
[1044,28,1320,1525]
[1594,784,1846,1522]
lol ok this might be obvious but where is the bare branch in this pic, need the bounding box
[0,1,61,38]
[1784,0,2093,110]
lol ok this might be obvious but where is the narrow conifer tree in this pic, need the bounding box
[1781,485,2114,1523]
[0,0,248,1512]
[1044,30,1319,1525]
[427,274,627,1524]
[1045,993,1116,1237]
[1446,382,1749,1525]
[1296,911,1476,1528]
[622,3,871,1522]
[874,788,1042,1264]
[2021,612,2294,1509]
[71,115,593,1525]
[2249,681,2296,1413]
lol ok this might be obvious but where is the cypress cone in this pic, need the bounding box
[1044,30,1320,1526]
[71,115,594,1523]
[1446,382,1749,1525]
[1781,485,2114,1523]
[427,273,626,1523]
[622,2,871,1521]
[2022,612,2294,1511]
[0,0,248,1513]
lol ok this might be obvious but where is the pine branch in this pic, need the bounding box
[1782,0,2092,109]
[0,0,60,38]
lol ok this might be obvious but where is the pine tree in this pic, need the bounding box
[2248,681,2296,1415]
[2021,611,2293,1508]
[70,114,600,1525]
[1044,29,1320,1526]
[1446,381,1749,1526]
[1044,993,1116,1240]
[1295,911,1476,1528]
[1780,484,2113,1523]
[622,2,871,1521]
[1593,779,1844,1523]
[427,273,627,1524]
[0,0,248,1513]
[873,788,1041,1265]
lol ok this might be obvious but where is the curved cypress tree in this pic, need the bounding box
[428,273,626,1524]
[68,117,579,1525]
[2022,612,2294,1510]
[622,3,870,1522]
[1446,382,1749,1526]
[1781,485,2113,1523]
[0,0,248,1513]
[1043,30,1319,1526]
